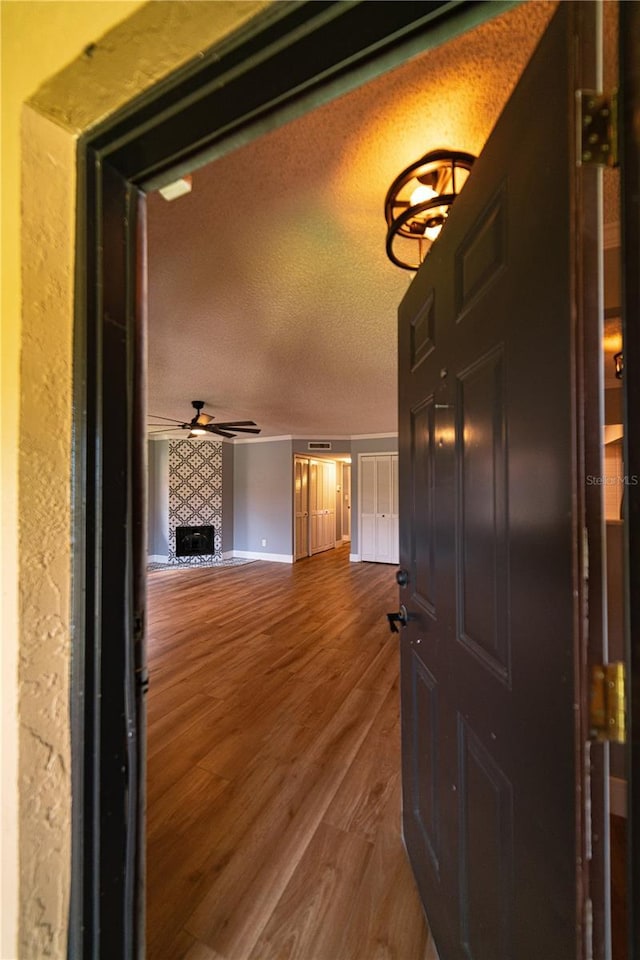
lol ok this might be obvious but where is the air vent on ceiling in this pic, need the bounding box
[308,442,332,451]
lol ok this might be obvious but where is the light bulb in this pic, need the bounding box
[190,427,207,436]
[410,183,438,207]
[424,223,443,242]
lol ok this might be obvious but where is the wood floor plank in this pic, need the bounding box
[152,926,197,960]
[146,702,233,811]
[323,677,400,843]
[184,685,391,959]
[247,823,374,960]
[183,942,227,960]
[146,546,433,960]
[146,676,219,722]
[146,764,229,839]
[147,692,225,761]
[335,776,432,960]
[147,759,291,956]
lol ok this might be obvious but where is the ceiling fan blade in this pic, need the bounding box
[195,413,213,425]
[220,426,261,434]
[148,414,186,424]
[208,427,236,439]
[215,420,258,428]
[148,427,180,433]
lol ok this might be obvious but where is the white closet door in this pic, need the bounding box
[375,456,394,563]
[342,464,351,540]
[310,460,323,554]
[391,454,399,564]
[359,453,399,563]
[324,460,336,550]
[320,460,329,551]
[360,456,377,561]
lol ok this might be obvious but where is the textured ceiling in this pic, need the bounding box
[146,2,559,439]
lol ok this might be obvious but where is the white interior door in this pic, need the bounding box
[342,463,351,540]
[359,454,399,563]
[310,460,321,554]
[309,458,336,555]
[360,456,377,561]
[294,456,310,560]
[322,459,336,551]
[391,454,399,562]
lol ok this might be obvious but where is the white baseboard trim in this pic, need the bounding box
[222,550,234,560]
[232,550,294,564]
[148,554,169,564]
[349,553,361,563]
[610,776,627,818]
[342,535,351,542]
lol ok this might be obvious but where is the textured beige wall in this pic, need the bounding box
[13,1,269,956]
[2,5,147,957]
[19,107,77,960]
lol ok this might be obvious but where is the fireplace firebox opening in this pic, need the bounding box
[175,525,215,557]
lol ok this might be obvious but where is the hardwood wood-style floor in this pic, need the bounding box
[146,545,438,960]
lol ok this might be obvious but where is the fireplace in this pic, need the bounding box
[175,525,216,557]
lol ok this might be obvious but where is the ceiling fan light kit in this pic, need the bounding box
[149,400,261,439]
[385,148,476,271]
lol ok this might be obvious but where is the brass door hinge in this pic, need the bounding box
[590,662,626,743]
[578,90,619,167]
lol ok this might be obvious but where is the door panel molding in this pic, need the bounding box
[455,184,507,323]
[410,289,436,370]
[410,397,437,617]
[457,715,514,960]
[409,651,440,876]
[456,345,510,686]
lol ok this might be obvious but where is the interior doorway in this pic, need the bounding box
[294,455,352,561]
[63,5,640,955]
[294,454,337,559]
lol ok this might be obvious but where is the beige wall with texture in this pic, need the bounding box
[4,1,269,955]
[2,7,147,955]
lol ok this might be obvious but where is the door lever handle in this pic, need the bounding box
[387,612,403,633]
[386,604,416,633]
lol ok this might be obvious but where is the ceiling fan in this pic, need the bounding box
[148,400,261,440]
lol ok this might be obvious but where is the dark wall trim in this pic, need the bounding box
[87,0,503,186]
[68,1,524,956]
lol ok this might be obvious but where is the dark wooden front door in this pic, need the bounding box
[398,5,601,958]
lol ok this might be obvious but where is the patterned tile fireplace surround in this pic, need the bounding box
[168,439,223,564]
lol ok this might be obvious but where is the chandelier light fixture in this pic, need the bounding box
[384,148,476,271]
